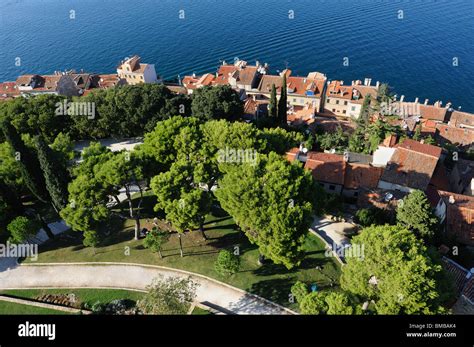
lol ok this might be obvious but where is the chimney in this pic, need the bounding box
[449,195,455,204]
[351,80,354,86]
[364,78,369,86]
[376,81,380,88]
[434,101,440,107]
[367,78,372,86]
[424,99,429,105]
[414,97,419,104]
[340,80,344,85]
[400,95,405,103]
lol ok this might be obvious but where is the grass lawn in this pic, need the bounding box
[0,288,144,308]
[191,306,213,315]
[27,199,341,310]
[0,301,69,315]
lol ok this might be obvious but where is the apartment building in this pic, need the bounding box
[117,55,158,85]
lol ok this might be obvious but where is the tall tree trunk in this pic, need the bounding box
[133,184,144,241]
[134,215,140,240]
[200,221,207,241]
[178,233,183,257]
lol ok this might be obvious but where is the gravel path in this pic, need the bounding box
[0,262,295,315]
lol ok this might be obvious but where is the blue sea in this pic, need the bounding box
[1,0,473,111]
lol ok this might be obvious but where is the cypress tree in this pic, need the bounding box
[278,73,288,126]
[1,120,48,202]
[268,83,277,118]
[35,135,69,212]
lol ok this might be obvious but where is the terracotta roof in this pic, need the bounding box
[304,152,346,185]
[0,82,19,97]
[95,74,126,89]
[419,104,448,121]
[450,110,474,129]
[344,163,383,190]
[326,81,353,100]
[16,74,42,87]
[438,190,474,245]
[350,85,378,104]
[436,124,474,147]
[286,147,300,162]
[396,138,442,158]
[380,139,442,191]
[258,75,284,93]
[214,65,238,85]
[258,72,325,97]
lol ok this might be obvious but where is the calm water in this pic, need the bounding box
[1,0,473,111]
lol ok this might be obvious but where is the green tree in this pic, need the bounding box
[317,125,348,152]
[83,230,99,254]
[413,124,422,141]
[35,135,70,212]
[354,207,386,227]
[215,152,315,269]
[7,216,36,244]
[291,281,309,303]
[143,227,170,258]
[191,85,243,121]
[1,120,48,202]
[340,225,450,314]
[51,132,75,165]
[98,151,145,240]
[396,190,439,240]
[325,292,354,315]
[138,276,197,314]
[299,292,327,315]
[268,83,277,119]
[277,74,288,126]
[214,249,240,277]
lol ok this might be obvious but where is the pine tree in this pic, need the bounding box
[1,120,48,202]
[35,135,69,212]
[268,83,277,118]
[277,74,288,126]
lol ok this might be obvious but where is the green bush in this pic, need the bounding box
[214,249,240,277]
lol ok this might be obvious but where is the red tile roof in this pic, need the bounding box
[396,138,442,158]
[304,152,346,185]
[449,110,474,129]
[0,82,19,97]
[419,104,448,121]
[326,81,353,100]
[438,190,474,245]
[344,163,383,190]
[435,124,474,147]
[381,139,442,191]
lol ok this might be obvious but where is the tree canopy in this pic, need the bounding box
[340,225,452,314]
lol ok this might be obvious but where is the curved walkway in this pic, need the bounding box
[0,262,295,315]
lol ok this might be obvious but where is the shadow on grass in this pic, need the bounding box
[203,216,233,226]
[244,277,295,308]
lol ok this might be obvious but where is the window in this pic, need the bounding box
[351,106,356,111]
[343,110,346,114]
[327,98,330,103]
[293,98,297,102]
[332,109,336,112]
[329,185,336,191]
[336,100,340,105]
[344,101,348,105]
[300,99,304,103]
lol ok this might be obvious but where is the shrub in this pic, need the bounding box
[214,249,240,277]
